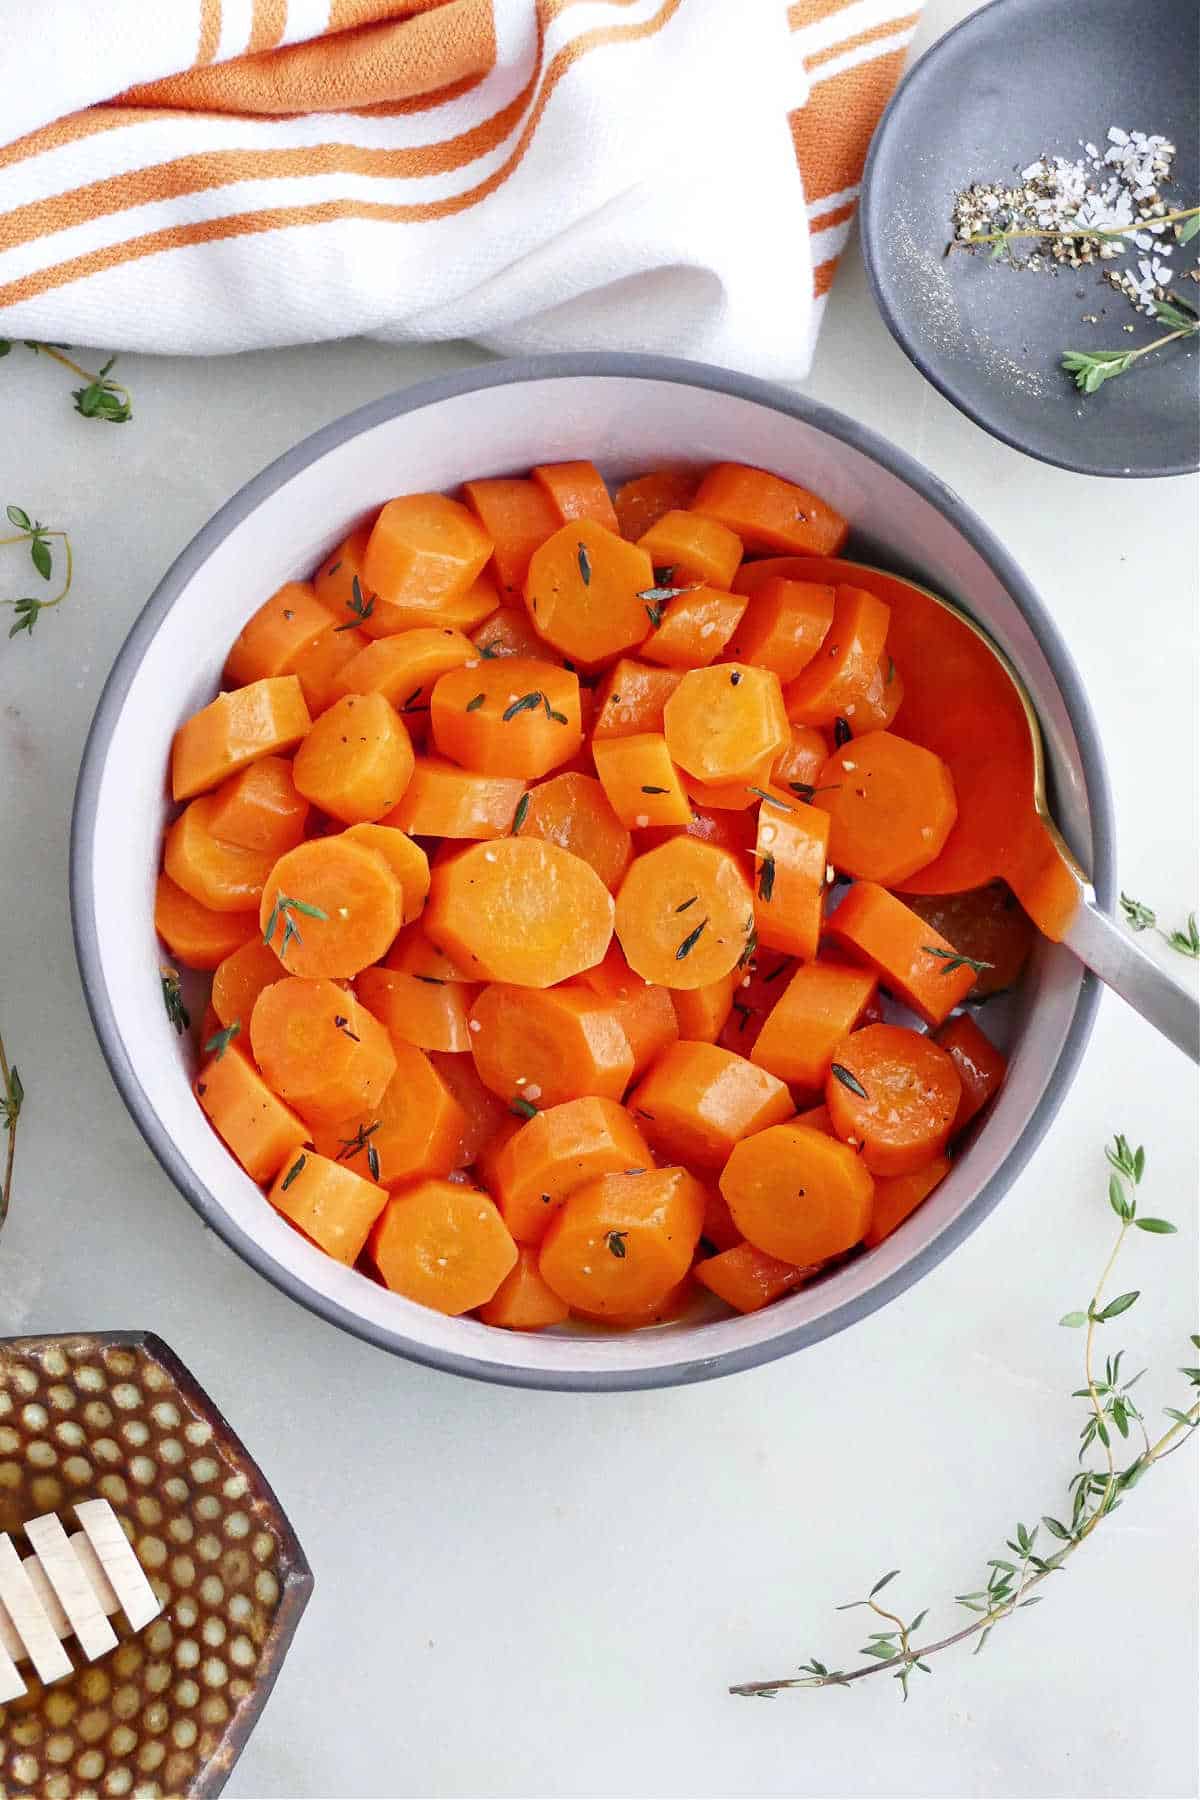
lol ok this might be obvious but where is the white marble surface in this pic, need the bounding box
[1,2,1197,1791]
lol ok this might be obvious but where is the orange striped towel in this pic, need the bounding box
[0,0,921,375]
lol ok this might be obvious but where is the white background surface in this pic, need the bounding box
[1,1,1197,1792]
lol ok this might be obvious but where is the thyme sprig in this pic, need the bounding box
[263,892,328,958]
[1119,892,1199,958]
[336,576,374,630]
[1062,294,1199,392]
[1,340,132,422]
[923,946,994,978]
[947,204,1200,256]
[730,1136,1198,1702]
[2,504,74,638]
[160,967,190,1034]
[0,1027,23,1232]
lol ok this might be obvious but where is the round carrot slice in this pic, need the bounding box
[663,664,789,788]
[825,1023,962,1177]
[813,730,957,885]
[292,692,415,824]
[164,796,276,912]
[614,839,756,990]
[520,771,633,892]
[538,1167,706,1317]
[371,1180,517,1315]
[260,836,402,979]
[467,984,634,1111]
[250,977,397,1128]
[612,468,700,541]
[478,1246,570,1329]
[423,838,614,988]
[720,1122,874,1265]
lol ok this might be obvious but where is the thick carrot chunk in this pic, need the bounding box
[293,692,414,824]
[691,462,848,556]
[250,977,397,1128]
[470,604,547,661]
[478,1246,571,1329]
[771,724,831,797]
[172,676,311,802]
[362,493,493,619]
[290,624,370,715]
[814,732,957,886]
[340,823,430,925]
[575,944,678,1077]
[312,523,376,626]
[636,510,742,591]
[463,478,560,596]
[613,469,700,541]
[332,626,475,711]
[825,1023,961,1176]
[311,1043,468,1187]
[614,839,756,989]
[490,1096,651,1244]
[695,1241,806,1312]
[269,1150,387,1265]
[194,1048,309,1184]
[825,881,976,1025]
[357,966,479,1055]
[751,960,878,1091]
[260,836,402,979]
[224,582,337,687]
[531,461,619,533]
[371,1180,517,1314]
[431,657,582,778]
[844,654,904,735]
[863,1157,952,1249]
[429,1051,510,1167]
[784,586,890,729]
[468,983,634,1110]
[752,787,830,962]
[933,1013,1007,1133]
[206,756,309,857]
[591,660,682,739]
[211,937,285,1030]
[592,732,691,828]
[524,520,653,666]
[670,973,735,1043]
[640,586,747,669]
[385,757,525,839]
[663,664,789,788]
[628,1041,792,1169]
[720,1123,873,1265]
[164,796,276,912]
[727,575,835,681]
[539,1167,706,1317]
[519,772,632,892]
[155,873,257,970]
[425,838,614,988]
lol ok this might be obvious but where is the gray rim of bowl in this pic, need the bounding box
[69,350,1115,1392]
[858,0,1200,481]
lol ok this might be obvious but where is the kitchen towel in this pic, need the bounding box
[0,0,921,379]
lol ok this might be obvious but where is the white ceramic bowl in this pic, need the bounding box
[71,354,1114,1391]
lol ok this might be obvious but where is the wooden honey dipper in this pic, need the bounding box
[0,1499,161,1702]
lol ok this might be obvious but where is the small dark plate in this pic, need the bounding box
[860,0,1199,476]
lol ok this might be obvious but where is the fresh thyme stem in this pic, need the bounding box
[0,1026,21,1232]
[949,205,1200,251]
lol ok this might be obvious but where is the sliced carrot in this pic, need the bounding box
[470,603,547,661]
[591,659,682,739]
[663,664,789,787]
[312,523,376,624]
[364,575,500,639]
[716,949,796,1056]
[726,575,835,681]
[290,623,370,716]
[825,881,975,1025]
[425,838,614,988]
[933,1013,1007,1133]
[863,1157,952,1249]
[636,510,742,590]
[772,724,831,798]
[474,1113,522,1192]
[206,756,309,857]
[628,1040,792,1169]
[691,462,848,556]
[385,757,525,840]
[905,884,1035,998]
[694,1241,806,1313]
[224,582,337,687]
[783,586,890,729]
[430,657,582,778]
[637,802,757,860]
[489,1096,651,1244]
[311,1042,468,1187]
[155,873,257,970]
[194,1048,309,1184]
[670,972,735,1043]
[332,626,475,712]
[371,1180,517,1314]
[524,520,653,666]
[814,731,957,886]
[615,839,755,989]
[538,1167,706,1317]
[592,732,691,828]
[463,477,560,596]
[250,977,396,1128]
[467,983,633,1109]
[340,823,430,925]
[428,1051,510,1167]
[260,836,402,979]
[269,1151,388,1265]
[795,1102,833,1134]
[680,756,776,812]
[211,937,285,1030]
[357,966,479,1055]
[292,692,414,824]
[613,468,700,541]
[639,585,747,669]
[700,1188,742,1252]
[520,772,632,892]
[531,461,619,533]
[752,786,830,962]
[172,676,311,802]
[574,944,678,1078]
[165,796,277,912]
[720,1122,873,1264]
[825,1023,961,1176]
[750,960,878,1090]
[386,923,475,983]
[844,654,903,735]
[478,1246,571,1329]
[362,492,493,619]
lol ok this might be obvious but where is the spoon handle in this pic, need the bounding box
[1062,901,1200,1063]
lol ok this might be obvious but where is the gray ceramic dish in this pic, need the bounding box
[70,353,1114,1391]
[860,0,1199,476]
